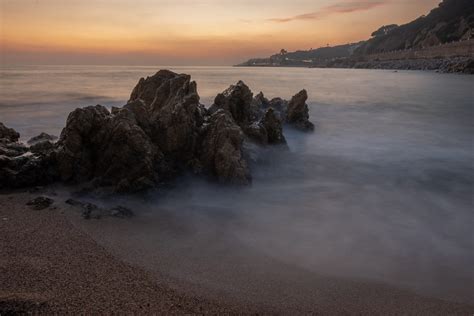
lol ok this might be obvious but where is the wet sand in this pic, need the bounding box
[1,190,473,315]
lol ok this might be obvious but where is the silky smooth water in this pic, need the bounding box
[1,66,473,305]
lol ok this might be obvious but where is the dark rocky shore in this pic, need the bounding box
[0,70,314,194]
[324,56,474,74]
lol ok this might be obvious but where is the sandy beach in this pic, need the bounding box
[1,189,473,315]
[0,190,247,314]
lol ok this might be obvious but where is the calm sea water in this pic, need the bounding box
[1,66,473,305]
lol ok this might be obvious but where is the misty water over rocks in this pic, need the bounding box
[1,66,473,307]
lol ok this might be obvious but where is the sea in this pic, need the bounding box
[1,65,473,306]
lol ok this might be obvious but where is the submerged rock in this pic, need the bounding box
[65,198,134,219]
[109,206,134,218]
[26,196,54,210]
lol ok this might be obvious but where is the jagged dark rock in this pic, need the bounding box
[129,70,205,162]
[109,206,134,218]
[0,122,20,142]
[0,69,315,193]
[27,132,58,145]
[56,104,161,193]
[287,90,315,132]
[65,199,134,219]
[199,110,251,184]
[30,140,55,154]
[26,196,54,210]
[0,124,58,189]
[262,108,286,144]
[66,199,104,219]
[243,122,268,145]
[209,81,254,126]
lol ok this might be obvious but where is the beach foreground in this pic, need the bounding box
[1,190,473,315]
[0,191,243,314]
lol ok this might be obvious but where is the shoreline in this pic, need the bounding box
[0,190,246,314]
[235,56,474,74]
[2,189,474,314]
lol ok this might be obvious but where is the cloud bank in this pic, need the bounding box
[269,0,388,23]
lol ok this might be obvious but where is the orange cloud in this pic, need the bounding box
[269,0,388,23]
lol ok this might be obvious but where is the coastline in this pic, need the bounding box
[2,189,474,315]
[235,56,474,74]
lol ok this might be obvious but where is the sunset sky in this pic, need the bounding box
[1,0,440,65]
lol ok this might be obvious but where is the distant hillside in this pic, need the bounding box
[355,0,474,55]
[237,42,363,67]
[236,0,473,70]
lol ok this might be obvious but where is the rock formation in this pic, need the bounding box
[287,90,315,132]
[209,81,254,125]
[0,70,315,193]
[26,196,54,210]
[65,198,134,219]
[0,124,58,189]
[0,122,20,142]
[199,109,251,184]
[27,132,58,145]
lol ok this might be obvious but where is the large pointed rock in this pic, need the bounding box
[209,80,254,127]
[129,70,204,162]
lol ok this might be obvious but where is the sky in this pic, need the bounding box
[1,0,440,65]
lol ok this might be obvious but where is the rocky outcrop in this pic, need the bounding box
[0,70,315,193]
[287,90,315,132]
[56,70,205,193]
[128,70,205,162]
[262,108,286,144]
[209,81,254,125]
[0,123,58,189]
[0,122,20,142]
[199,110,251,184]
[249,90,314,132]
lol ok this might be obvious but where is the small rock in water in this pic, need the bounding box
[26,196,54,210]
[28,186,45,193]
[81,203,102,220]
[65,198,133,220]
[65,198,102,219]
[109,206,134,218]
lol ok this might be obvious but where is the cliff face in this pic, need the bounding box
[355,0,473,55]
